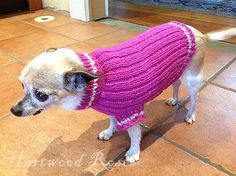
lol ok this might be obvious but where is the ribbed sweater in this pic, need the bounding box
[77,21,196,131]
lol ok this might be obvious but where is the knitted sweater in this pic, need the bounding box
[77,21,196,131]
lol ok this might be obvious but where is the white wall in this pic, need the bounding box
[42,0,70,11]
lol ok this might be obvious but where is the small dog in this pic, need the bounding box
[11,22,236,163]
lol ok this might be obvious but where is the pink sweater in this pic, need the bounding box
[77,21,196,131]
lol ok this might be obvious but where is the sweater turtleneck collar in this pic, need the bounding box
[76,53,104,110]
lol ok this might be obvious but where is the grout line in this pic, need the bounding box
[0,60,19,68]
[20,19,122,44]
[19,20,82,42]
[210,82,236,93]
[143,95,191,131]
[62,40,98,50]
[98,55,236,175]
[83,41,100,48]
[0,113,11,120]
[60,40,81,47]
[81,28,122,42]
[96,150,127,176]
[0,49,26,65]
[152,132,236,176]
[205,56,236,84]
[0,23,43,42]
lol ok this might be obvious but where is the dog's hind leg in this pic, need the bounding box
[166,80,181,106]
[98,116,117,141]
[180,26,205,124]
[181,65,203,124]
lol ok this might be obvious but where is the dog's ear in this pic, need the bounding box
[64,69,101,92]
[46,48,58,52]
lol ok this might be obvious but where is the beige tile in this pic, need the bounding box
[213,61,236,90]
[104,135,225,176]
[0,108,129,176]
[51,22,120,41]
[204,47,236,80]
[0,21,42,40]
[0,52,17,66]
[0,30,76,62]
[0,16,15,24]
[155,85,236,173]
[86,29,141,48]
[0,63,25,116]
[67,42,97,53]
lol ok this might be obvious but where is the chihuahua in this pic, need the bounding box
[11,22,236,163]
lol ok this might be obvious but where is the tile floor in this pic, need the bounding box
[0,9,236,176]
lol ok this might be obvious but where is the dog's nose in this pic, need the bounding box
[10,106,23,117]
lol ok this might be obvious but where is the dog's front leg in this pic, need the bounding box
[98,116,117,140]
[125,123,141,163]
[166,80,181,106]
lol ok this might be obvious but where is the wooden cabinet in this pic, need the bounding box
[0,0,42,14]
[28,0,43,11]
[0,0,28,14]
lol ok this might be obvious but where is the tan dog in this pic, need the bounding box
[10,25,236,163]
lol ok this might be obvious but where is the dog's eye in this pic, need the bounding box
[21,83,24,89]
[34,90,48,102]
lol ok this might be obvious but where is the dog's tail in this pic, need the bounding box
[205,28,236,41]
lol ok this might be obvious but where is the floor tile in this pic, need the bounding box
[0,16,15,24]
[155,84,236,173]
[100,19,148,32]
[0,63,25,116]
[0,108,130,176]
[67,42,97,53]
[0,31,76,62]
[51,22,120,41]
[204,47,236,80]
[0,52,17,66]
[22,11,81,29]
[86,29,141,48]
[213,61,236,90]
[0,21,42,40]
[104,135,225,176]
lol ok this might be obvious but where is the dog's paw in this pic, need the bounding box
[98,129,114,141]
[185,113,196,124]
[165,98,178,106]
[125,148,140,164]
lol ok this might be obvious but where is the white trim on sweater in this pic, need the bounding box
[117,111,144,127]
[84,53,98,107]
[169,22,192,54]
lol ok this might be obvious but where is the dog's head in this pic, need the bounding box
[10,48,100,117]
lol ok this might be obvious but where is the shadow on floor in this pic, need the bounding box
[141,105,188,152]
[27,99,187,176]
